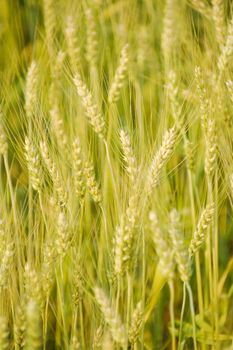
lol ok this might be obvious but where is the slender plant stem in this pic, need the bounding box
[213,168,219,347]
[178,283,186,350]
[186,282,197,350]
[169,280,176,350]
[43,295,49,350]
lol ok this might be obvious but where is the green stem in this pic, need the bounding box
[186,282,197,350]
[169,280,176,350]
[43,295,49,350]
[178,283,186,350]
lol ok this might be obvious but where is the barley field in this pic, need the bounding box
[1,0,233,349]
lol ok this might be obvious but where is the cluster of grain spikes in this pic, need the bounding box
[2,0,233,348]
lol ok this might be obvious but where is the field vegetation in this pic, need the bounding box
[0,0,233,349]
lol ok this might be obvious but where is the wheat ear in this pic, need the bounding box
[161,0,177,67]
[189,203,215,256]
[0,242,14,289]
[50,106,68,149]
[43,0,56,60]
[226,80,233,104]
[189,0,212,19]
[166,70,182,121]
[146,125,179,197]
[93,321,104,349]
[49,50,66,105]
[195,66,209,132]
[73,73,106,139]
[169,209,191,283]
[0,111,8,155]
[14,302,26,349]
[84,160,102,203]
[72,265,84,308]
[204,119,217,178]
[108,44,129,104]
[218,17,233,73]
[24,263,43,308]
[65,15,81,72]
[41,241,56,297]
[212,0,226,46]
[25,300,42,350]
[94,287,127,347]
[0,316,9,350]
[56,211,72,258]
[25,61,38,120]
[40,141,67,207]
[85,7,98,67]
[128,302,143,346]
[24,137,42,192]
[69,332,81,350]
[149,211,174,279]
[72,138,86,201]
[119,129,137,183]
[113,190,139,275]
